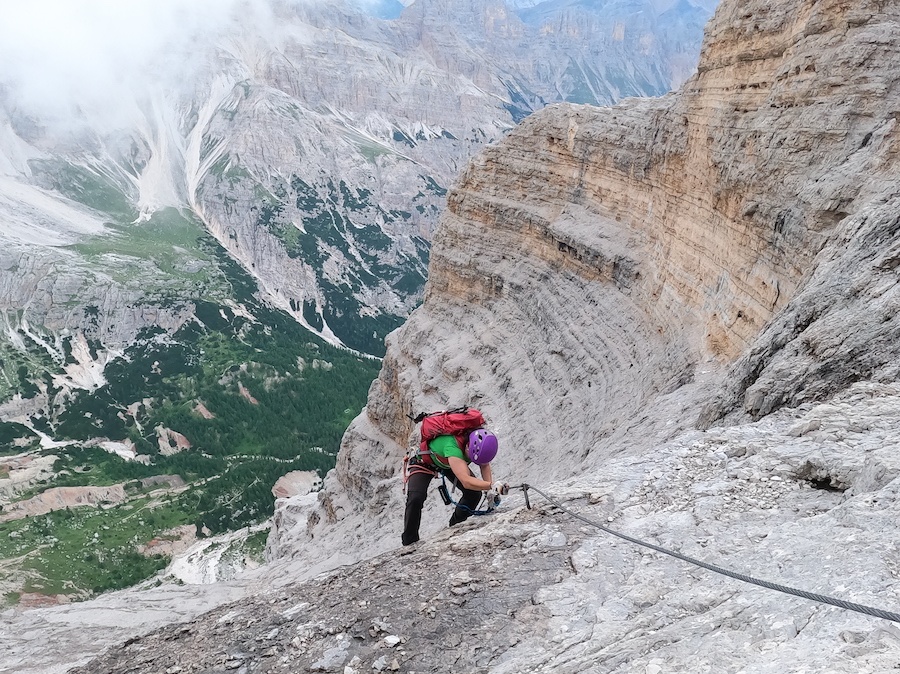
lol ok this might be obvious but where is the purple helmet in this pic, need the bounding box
[467,429,498,465]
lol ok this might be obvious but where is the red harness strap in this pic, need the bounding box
[402,453,439,493]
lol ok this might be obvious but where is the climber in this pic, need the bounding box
[402,428,509,546]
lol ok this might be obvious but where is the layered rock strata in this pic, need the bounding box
[275,0,900,592]
[8,0,900,672]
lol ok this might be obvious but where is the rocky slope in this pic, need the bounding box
[10,0,900,672]
[40,381,900,674]
[293,0,900,551]
[257,0,900,667]
[0,0,712,605]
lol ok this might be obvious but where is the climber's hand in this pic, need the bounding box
[492,481,510,496]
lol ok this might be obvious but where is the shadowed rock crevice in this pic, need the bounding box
[701,193,900,425]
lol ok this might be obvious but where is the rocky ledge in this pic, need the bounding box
[72,382,900,673]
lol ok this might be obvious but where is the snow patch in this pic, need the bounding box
[53,332,117,392]
[97,440,138,461]
[13,317,63,363]
[35,428,77,451]
[2,314,28,351]
[223,299,256,322]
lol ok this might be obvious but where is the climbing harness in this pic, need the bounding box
[402,453,500,515]
[402,454,438,494]
[511,483,900,624]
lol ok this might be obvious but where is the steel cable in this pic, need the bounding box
[518,483,900,624]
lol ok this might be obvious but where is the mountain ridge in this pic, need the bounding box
[0,0,714,614]
[0,0,712,362]
[6,0,900,671]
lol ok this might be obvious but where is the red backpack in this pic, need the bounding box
[414,407,486,456]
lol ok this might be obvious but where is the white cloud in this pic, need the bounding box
[0,0,405,132]
[0,0,254,125]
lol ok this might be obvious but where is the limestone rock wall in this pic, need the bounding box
[10,2,900,673]
[701,192,900,423]
[272,0,900,564]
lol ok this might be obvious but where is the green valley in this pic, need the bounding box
[0,194,381,601]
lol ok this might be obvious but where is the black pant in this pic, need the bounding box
[402,465,482,546]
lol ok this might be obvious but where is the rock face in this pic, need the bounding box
[8,0,900,672]
[250,0,900,668]
[68,382,900,673]
[298,0,900,544]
